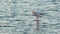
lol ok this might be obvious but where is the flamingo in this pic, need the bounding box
[32,9,44,30]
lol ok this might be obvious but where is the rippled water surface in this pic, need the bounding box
[0,0,60,34]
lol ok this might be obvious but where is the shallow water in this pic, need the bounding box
[0,0,60,34]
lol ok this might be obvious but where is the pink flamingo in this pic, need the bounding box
[32,9,44,30]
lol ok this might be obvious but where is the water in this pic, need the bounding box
[0,0,60,34]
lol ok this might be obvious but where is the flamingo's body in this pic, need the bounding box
[33,9,44,17]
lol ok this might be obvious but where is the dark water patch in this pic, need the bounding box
[52,17,56,19]
[0,26,16,27]
[24,10,28,12]
[23,2,30,3]
[28,24,33,26]
[40,23,48,28]
[53,2,58,4]
[23,32,28,34]
[42,25,47,28]
[13,2,18,3]
[51,0,56,2]
[6,19,25,22]
[47,9,58,11]
[15,20,25,21]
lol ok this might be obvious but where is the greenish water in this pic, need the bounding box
[0,0,60,34]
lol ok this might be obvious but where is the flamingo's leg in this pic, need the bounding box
[36,16,40,30]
